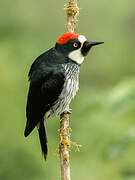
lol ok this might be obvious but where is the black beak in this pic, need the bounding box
[81,41,104,56]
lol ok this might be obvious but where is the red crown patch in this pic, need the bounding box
[57,32,79,45]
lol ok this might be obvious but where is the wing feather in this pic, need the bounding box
[25,56,65,137]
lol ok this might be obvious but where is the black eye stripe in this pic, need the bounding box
[71,41,81,49]
[73,42,79,47]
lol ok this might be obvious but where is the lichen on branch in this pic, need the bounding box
[59,1,80,180]
[66,0,80,32]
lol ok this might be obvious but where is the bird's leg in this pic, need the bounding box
[62,105,72,115]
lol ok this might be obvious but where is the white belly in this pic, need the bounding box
[44,63,80,119]
[51,77,79,116]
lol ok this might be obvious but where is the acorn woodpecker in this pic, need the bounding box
[24,32,104,159]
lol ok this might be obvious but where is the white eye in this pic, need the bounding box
[73,42,79,48]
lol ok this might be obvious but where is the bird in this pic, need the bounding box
[24,32,104,159]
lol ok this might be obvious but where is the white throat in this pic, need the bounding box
[69,48,84,64]
[68,35,87,64]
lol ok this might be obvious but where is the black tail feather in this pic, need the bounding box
[38,121,48,160]
[24,122,35,137]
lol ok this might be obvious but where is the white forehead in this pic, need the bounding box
[78,35,87,44]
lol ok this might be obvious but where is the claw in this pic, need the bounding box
[61,108,72,115]
[68,108,72,114]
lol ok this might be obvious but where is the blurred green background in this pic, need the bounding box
[1,0,135,179]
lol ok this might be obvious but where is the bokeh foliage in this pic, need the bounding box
[0,0,135,179]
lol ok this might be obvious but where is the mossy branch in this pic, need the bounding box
[58,1,80,180]
[66,0,80,32]
[59,114,71,180]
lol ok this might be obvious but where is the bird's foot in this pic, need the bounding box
[62,108,72,115]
